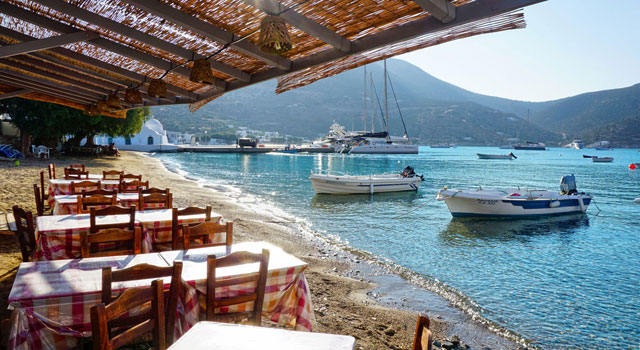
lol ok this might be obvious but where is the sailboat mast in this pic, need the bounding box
[363,66,367,132]
[384,60,389,142]
[370,72,374,133]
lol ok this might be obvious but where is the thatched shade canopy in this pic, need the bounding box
[0,0,544,116]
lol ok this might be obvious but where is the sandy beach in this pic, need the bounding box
[0,152,521,350]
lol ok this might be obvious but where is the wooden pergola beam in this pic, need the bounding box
[0,3,225,94]
[30,0,250,82]
[0,31,99,58]
[0,89,31,100]
[199,0,544,100]
[121,0,291,71]
[242,0,352,53]
[413,0,456,23]
[0,74,97,104]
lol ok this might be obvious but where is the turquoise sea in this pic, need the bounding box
[155,147,640,349]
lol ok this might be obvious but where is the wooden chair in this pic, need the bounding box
[120,173,142,182]
[206,249,269,325]
[139,192,172,211]
[80,227,141,258]
[70,180,101,195]
[48,163,56,179]
[90,279,165,350]
[102,170,123,180]
[64,168,89,179]
[77,195,117,214]
[81,188,118,197]
[101,262,183,344]
[140,187,169,195]
[171,206,212,250]
[412,315,433,350]
[182,221,231,250]
[33,184,44,216]
[40,170,49,204]
[90,206,136,233]
[12,206,36,262]
[119,180,149,194]
[68,164,85,171]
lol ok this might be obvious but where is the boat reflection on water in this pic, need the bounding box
[439,214,590,244]
[311,191,421,209]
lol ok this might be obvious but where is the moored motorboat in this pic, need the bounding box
[477,152,517,160]
[514,141,546,150]
[583,154,596,158]
[592,157,613,163]
[310,166,423,194]
[436,174,591,218]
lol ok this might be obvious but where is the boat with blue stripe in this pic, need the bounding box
[310,166,423,194]
[436,175,592,218]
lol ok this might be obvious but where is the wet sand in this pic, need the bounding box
[0,152,521,349]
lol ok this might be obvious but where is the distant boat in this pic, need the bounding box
[437,174,591,218]
[499,145,515,149]
[514,141,546,150]
[477,152,517,160]
[583,154,596,158]
[595,147,614,151]
[592,157,614,163]
[272,149,300,154]
[568,139,584,149]
[310,166,423,194]
[430,143,454,148]
[635,198,640,204]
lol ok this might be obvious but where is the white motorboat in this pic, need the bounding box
[436,174,592,218]
[477,152,517,160]
[592,156,613,163]
[310,166,423,194]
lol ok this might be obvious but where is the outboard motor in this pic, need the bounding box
[560,174,578,195]
[401,166,416,178]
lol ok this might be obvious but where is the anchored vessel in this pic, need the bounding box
[310,166,423,194]
[514,141,546,150]
[477,152,517,160]
[436,174,591,218]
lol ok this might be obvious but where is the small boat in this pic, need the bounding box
[436,174,591,218]
[310,166,423,194]
[634,198,640,204]
[583,155,596,158]
[592,157,613,163]
[514,142,546,150]
[477,152,517,160]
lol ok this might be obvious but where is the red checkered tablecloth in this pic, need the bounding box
[47,178,120,205]
[35,209,220,260]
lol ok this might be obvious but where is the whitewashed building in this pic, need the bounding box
[166,131,195,145]
[94,118,178,152]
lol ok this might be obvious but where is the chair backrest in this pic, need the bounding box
[120,173,142,182]
[39,171,48,201]
[70,180,101,195]
[65,168,89,179]
[206,249,269,325]
[183,221,231,250]
[80,227,141,258]
[171,206,212,250]
[90,279,165,350]
[33,184,44,216]
[139,192,172,211]
[68,164,85,171]
[82,188,118,197]
[48,163,56,179]
[12,206,36,262]
[119,180,149,193]
[140,187,169,195]
[102,170,123,180]
[102,262,183,344]
[412,315,432,350]
[78,195,117,214]
[90,205,136,233]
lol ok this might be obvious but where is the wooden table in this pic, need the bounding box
[168,321,355,350]
[7,242,315,350]
[52,193,141,215]
[35,209,221,260]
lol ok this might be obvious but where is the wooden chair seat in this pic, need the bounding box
[80,227,141,258]
[90,279,165,350]
[206,249,269,325]
[182,221,231,250]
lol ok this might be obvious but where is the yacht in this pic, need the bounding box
[568,139,584,149]
[514,141,546,150]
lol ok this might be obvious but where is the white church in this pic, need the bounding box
[94,117,179,152]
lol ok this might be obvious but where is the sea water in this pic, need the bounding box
[155,147,640,349]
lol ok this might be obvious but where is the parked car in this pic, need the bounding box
[237,138,258,148]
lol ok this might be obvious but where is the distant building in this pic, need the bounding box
[94,117,178,152]
[166,131,195,145]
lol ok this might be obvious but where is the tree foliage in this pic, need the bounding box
[0,98,150,148]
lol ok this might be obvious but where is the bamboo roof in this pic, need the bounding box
[0,0,543,116]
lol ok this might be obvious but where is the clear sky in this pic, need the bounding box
[398,0,640,102]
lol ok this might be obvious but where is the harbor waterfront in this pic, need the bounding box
[155,146,640,350]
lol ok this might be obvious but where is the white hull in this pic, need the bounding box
[592,157,613,163]
[310,173,422,194]
[477,153,514,159]
[349,143,418,154]
[437,188,591,217]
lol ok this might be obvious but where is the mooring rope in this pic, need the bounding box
[390,195,436,220]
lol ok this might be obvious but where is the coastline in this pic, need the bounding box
[0,151,522,349]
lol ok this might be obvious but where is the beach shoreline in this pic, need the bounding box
[0,151,523,349]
